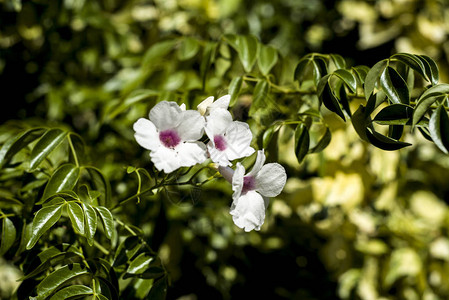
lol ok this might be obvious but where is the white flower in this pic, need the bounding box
[133,101,207,173]
[204,108,255,166]
[197,95,230,116]
[220,150,287,232]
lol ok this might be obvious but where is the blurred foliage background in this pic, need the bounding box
[2,0,449,299]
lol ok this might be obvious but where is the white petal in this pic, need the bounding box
[149,101,183,131]
[180,103,186,111]
[176,110,205,141]
[248,150,266,176]
[209,95,230,111]
[207,141,232,166]
[231,163,245,201]
[223,121,255,161]
[197,96,214,115]
[230,191,266,232]
[255,163,287,197]
[133,118,161,151]
[204,108,233,138]
[150,146,182,173]
[176,141,208,167]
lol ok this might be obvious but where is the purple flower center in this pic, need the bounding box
[214,135,227,151]
[242,176,256,194]
[159,130,181,148]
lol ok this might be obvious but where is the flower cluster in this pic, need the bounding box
[133,95,286,231]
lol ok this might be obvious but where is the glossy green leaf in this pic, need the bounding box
[318,78,345,121]
[258,45,278,75]
[391,53,427,80]
[294,57,312,83]
[30,129,68,171]
[364,60,388,101]
[228,76,243,107]
[178,37,200,61]
[126,252,155,276]
[329,54,346,69]
[67,202,84,235]
[42,164,80,202]
[0,217,16,255]
[49,285,93,300]
[294,124,309,164]
[352,65,370,86]
[429,104,449,154]
[380,66,409,104]
[373,104,414,125]
[0,128,46,168]
[312,57,327,87]
[113,236,141,267]
[94,206,114,239]
[418,55,439,85]
[35,263,90,299]
[236,35,259,72]
[366,127,411,151]
[262,126,277,149]
[82,203,97,246]
[67,133,85,166]
[26,204,64,250]
[333,69,357,93]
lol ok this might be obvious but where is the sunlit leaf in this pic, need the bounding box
[82,203,97,246]
[418,54,439,85]
[373,104,414,125]
[228,76,243,107]
[41,164,80,202]
[0,128,46,168]
[94,206,114,240]
[364,59,388,101]
[258,45,278,75]
[125,252,155,276]
[236,35,259,72]
[29,129,68,171]
[380,66,409,104]
[26,204,64,250]
[178,37,200,61]
[49,285,93,300]
[333,69,356,93]
[67,202,84,235]
[329,54,346,69]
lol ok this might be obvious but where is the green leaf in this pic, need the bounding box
[0,217,16,255]
[366,127,411,151]
[373,104,414,125]
[177,37,200,61]
[294,124,310,164]
[147,275,168,300]
[294,56,312,83]
[429,104,449,154]
[67,202,84,235]
[41,164,80,202]
[200,42,217,89]
[329,54,346,69]
[113,236,141,267]
[413,84,449,126]
[0,128,46,168]
[391,53,427,80]
[312,57,327,87]
[418,55,439,85]
[318,77,345,121]
[67,133,85,166]
[258,45,278,75]
[35,263,90,299]
[236,35,259,72]
[26,204,64,250]
[333,69,357,93]
[228,76,243,107]
[309,127,331,153]
[126,252,155,276]
[352,65,369,86]
[82,203,97,246]
[142,39,177,69]
[364,59,388,101]
[262,126,277,149]
[86,167,112,207]
[29,129,68,171]
[380,66,409,104]
[249,80,269,116]
[49,285,93,300]
[94,206,114,239]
